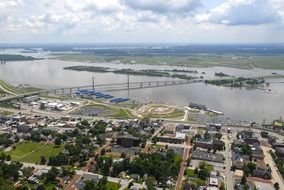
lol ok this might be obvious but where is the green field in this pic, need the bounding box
[149,109,185,119]
[6,141,64,163]
[0,80,41,95]
[111,108,135,119]
[106,181,120,190]
[185,168,198,178]
[74,103,135,119]
[0,111,13,116]
[54,53,284,70]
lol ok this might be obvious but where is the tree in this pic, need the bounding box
[84,180,97,190]
[146,176,156,190]
[6,155,10,161]
[40,156,47,165]
[214,133,222,140]
[152,136,158,144]
[45,167,59,183]
[243,162,256,176]
[241,175,247,185]
[54,138,62,146]
[274,182,280,190]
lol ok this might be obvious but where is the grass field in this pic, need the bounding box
[54,53,284,70]
[0,111,13,116]
[7,141,64,163]
[149,109,185,119]
[0,80,41,95]
[185,168,198,178]
[111,108,135,119]
[7,142,44,160]
[106,181,120,190]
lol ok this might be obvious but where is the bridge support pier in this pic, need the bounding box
[140,83,143,88]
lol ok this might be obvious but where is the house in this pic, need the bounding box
[275,147,284,160]
[157,135,184,144]
[208,123,222,132]
[195,138,225,150]
[238,130,253,139]
[232,151,250,169]
[260,131,269,138]
[116,134,141,148]
[209,176,219,187]
[17,124,31,133]
[244,137,260,145]
[176,124,190,132]
[252,161,271,180]
[191,150,224,163]
[75,174,100,190]
[268,137,276,145]
[252,169,271,180]
[251,146,264,161]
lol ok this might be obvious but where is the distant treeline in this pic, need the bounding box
[0,54,37,61]
[64,65,197,80]
[205,77,265,87]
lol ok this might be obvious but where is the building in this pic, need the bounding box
[251,146,264,161]
[191,150,224,163]
[232,151,250,169]
[157,136,184,144]
[209,176,219,187]
[17,124,31,133]
[195,138,225,150]
[208,123,222,132]
[116,134,141,148]
[75,174,100,190]
[252,169,271,180]
[275,147,284,160]
[260,131,269,138]
[23,95,39,103]
[244,137,260,145]
[176,124,190,132]
[238,130,253,139]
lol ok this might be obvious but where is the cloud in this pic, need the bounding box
[123,0,201,14]
[0,0,22,22]
[65,0,124,14]
[196,0,282,25]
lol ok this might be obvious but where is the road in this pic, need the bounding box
[64,140,112,190]
[224,134,234,190]
[175,147,190,190]
[0,81,18,95]
[143,125,164,152]
[183,109,189,121]
[262,146,284,188]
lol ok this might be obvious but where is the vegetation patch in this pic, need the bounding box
[6,142,63,163]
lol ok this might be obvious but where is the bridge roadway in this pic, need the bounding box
[0,79,202,103]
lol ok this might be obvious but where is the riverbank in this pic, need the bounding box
[54,53,284,70]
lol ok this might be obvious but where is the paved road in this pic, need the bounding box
[175,147,190,190]
[224,134,234,190]
[143,125,164,152]
[262,146,284,188]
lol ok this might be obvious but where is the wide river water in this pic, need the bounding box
[0,58,284,123]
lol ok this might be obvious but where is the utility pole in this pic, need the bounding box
[92,76,95,91]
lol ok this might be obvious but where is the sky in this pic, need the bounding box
[0,0,283,44]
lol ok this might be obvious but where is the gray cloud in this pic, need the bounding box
[123,0,201,14]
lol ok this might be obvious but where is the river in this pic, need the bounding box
[0,58,284,123]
